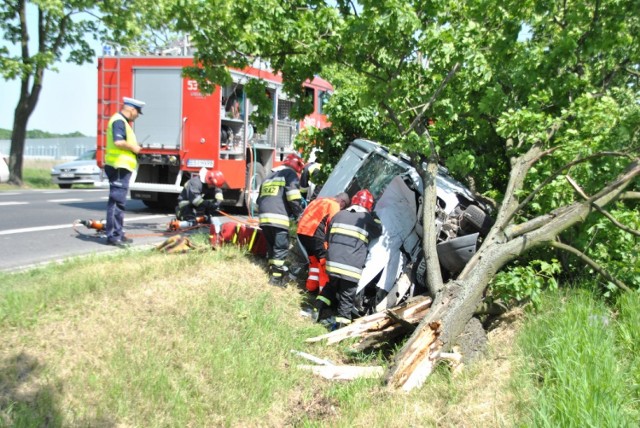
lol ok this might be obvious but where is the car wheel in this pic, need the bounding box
[58,184,72,189]
[461,204,493,236]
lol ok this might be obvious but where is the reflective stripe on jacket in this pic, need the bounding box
[105,113,138,171]
[257,166,303,229]
[325,206,382,281]
[177,175,223,208]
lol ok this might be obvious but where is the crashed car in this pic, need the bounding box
[315,139,493,317]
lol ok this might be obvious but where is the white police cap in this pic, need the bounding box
[123,97,146,114]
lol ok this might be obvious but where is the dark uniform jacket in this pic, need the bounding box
[257,166,304,229]
[325,205,382,282]
[300,162,321,201]
[177,176,223,211]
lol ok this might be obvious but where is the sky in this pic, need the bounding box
[0,4,99,137]
[0,61,98,137]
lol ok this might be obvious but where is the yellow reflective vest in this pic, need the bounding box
[105,113,138,171]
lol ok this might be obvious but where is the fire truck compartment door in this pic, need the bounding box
[133,68,183,149]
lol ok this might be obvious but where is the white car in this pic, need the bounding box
[50,149,101,189]
[0,153,9,183]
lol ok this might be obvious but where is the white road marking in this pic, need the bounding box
[0,201,28,206]
[47,198,83,203]
[0,193,21,196]
[0,214,173,236]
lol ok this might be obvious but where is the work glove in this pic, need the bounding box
[203,200,220,211]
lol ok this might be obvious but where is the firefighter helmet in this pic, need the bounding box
[351,189,374,212]
[205,170,225,187]
[283,153,305,173]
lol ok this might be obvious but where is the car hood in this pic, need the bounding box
[53,160,97,171]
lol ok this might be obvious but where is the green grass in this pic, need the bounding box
[0,162,57,190]
[1,245,638,426]
[514,288,640,427]
[22,167,55,188]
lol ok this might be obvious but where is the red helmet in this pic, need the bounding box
[351,189,374,212]
[283,153,305,173]
[205,170,225,187]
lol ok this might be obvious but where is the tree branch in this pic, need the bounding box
[502,150,630,229]
[403,62,460,137]
[550,241,631,292]
[620,191,640,200]
[566,175,640,237]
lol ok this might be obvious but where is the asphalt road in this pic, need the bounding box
[0,188,225,272]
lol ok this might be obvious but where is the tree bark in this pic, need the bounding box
[8,1,47,185]
[384,158,640,391]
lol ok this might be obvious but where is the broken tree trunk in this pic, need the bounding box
[384,156,640,391]
[306,295,432,349]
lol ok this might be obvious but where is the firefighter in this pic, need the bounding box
[299,161,321,203]
[175,168,225,222]
[257,153,305,287]
[316,189,382,329]
[296,192,350,293]
[104,97,145,247]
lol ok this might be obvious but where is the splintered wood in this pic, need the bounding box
[386,321,442,392]
[302,296,463,388]
[298,364,385,380]
[305,296,432,347]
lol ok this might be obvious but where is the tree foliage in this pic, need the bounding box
[176,0,639,293]
[0,0,177,184]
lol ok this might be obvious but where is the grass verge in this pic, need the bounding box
[513,288,640,426]
[0,243,522,427]
[0,159,89,190]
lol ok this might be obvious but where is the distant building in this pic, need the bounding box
[0,137,94,160]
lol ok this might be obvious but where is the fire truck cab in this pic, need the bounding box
[96,50,332,210]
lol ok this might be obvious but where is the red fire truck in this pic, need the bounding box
[96,51,332,211]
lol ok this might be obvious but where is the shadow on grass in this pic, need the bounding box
[0,352,62,427]
[0,352,117,427]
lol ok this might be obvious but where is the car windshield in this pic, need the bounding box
[77,150,96,161]
[346,152,407,199]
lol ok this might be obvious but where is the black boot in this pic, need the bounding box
[268,265,287,288]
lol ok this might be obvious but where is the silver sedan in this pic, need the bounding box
[50,149,102,189]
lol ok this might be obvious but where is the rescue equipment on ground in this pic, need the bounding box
[76,219,106,232]
[168,215,209,231]
[156,235,198,254]
[210,221,268,256]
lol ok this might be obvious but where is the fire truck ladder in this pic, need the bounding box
[98,45,122,166]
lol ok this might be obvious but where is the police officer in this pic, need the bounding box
[104,97,144,247]
[257,153,305,286]
[176,168,225,221]
[296,192,350,292]
[316,189,382,329]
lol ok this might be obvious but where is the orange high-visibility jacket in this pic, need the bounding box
[297,197,341,238]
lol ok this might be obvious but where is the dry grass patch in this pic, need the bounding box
[1,246,525,427]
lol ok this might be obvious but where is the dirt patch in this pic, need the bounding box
[455,317,488,365]
[443,307,526,427]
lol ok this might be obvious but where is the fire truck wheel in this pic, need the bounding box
[245,162,265,213]
[143,200,162,209]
